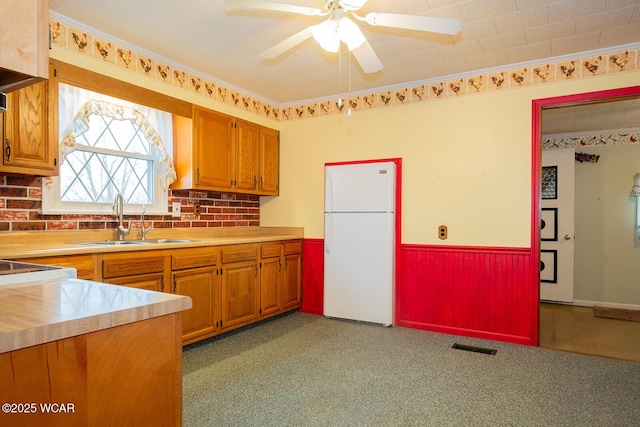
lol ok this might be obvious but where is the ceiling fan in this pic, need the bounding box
[226,0,462,73]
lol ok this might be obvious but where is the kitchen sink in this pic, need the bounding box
[73,239,198,246]
[140,239,199,244]
[74,240,149,246]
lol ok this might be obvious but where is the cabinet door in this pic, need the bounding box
[221,260,259,331]
[173,267,218,343]
[1,77,57,175]
[193,107,233,189]
[105,272,165,292]
[260,256,282,318]
[259,127,279,195]
[283,253,302,311]
[234,119,259,192]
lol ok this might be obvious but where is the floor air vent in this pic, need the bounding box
[452,343,497,355]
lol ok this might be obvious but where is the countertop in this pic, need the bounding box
[0,227,304,258]
[0,277,192,353]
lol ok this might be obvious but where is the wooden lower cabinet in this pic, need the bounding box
[283,240,303,311]
[221,259,260,331]
[171,248,220,344]
[101,251,170,294]
[0,313,183,427]
[220,244,260,331]
[18,240,301,346]
[260,242,283,319]
[173,266,220,345]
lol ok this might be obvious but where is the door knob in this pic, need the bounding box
[564,234,571,240]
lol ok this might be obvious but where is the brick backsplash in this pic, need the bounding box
[0,175,260,232]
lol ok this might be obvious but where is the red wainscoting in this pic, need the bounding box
[300,238,324,316]
[397,244,536,346]
[301,238,537,346]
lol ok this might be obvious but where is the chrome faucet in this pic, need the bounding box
[112,193,130,240]
[140,204,151,241]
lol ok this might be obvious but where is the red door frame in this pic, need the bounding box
[530,85,640,344]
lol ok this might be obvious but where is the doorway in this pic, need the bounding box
[533,85,640,360]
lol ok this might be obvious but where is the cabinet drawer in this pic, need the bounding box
[284,240,302,255]
[102,255,167,278]
[17,254,96,280]
[261,243,282,259]
[221,244,259,264]
[172,248,218,270]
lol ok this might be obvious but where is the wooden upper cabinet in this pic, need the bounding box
[259,127,279,196]
[0,0,49,93]
[0,63,58,176]
[234,119,259,192]
[172,106,279,196]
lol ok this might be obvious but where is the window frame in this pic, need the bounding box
[42,60,192,216]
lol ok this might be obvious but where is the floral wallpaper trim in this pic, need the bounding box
[543,131,640,150]
[50,15,640,123]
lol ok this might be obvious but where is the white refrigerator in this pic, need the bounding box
[323,161,396,326]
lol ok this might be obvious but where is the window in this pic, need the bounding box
[43,83,176,215]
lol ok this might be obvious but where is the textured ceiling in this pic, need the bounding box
[49,0,640,106]
[542,97,640,136]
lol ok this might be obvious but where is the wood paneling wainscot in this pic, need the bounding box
[397,245,535,345]
[300,240,537,345]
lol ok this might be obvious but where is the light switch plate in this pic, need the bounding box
[172,202,181,217]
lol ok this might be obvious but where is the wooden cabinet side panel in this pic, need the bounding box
[87,314,182,427]
[0,336,89,426]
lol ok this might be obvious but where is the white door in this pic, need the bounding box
[540,148,575,302]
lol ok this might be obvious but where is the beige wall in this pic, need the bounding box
[573,144,640,305]
[263,71,640,245]
[51,46,640,247]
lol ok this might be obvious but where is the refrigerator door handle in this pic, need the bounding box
[325,214,332,254]
[326,170,333,212]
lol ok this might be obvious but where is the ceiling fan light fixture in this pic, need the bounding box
[311,19,340,52]
[338,0,369,11]
[337,17,365,50]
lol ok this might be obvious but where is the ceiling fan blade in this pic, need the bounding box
[350,39,383,73]
[226,0,324,16]
[363,12,462,35]
[260,26,314,59]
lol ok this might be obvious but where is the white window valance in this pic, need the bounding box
[60,98,177,191]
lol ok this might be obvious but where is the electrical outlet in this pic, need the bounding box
[438,225,448,240]
[172,202,181,218]
[194,202,201,216]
